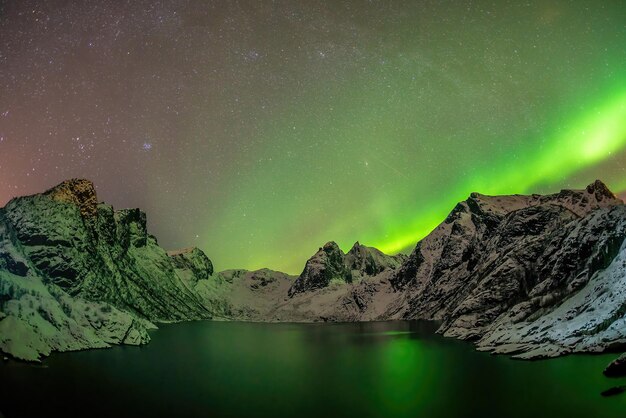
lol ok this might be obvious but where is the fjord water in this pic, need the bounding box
[1,321,624,418]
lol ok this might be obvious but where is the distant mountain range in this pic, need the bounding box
[1,179,625,375]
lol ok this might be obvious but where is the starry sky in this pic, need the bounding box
[1,0,625,274]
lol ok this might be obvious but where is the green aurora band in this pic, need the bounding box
[3,1,626,276]
[377,86,626,254]
[203,83,626,274]
[180,1,626,274]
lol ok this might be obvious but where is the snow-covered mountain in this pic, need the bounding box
[1,178,625,370]
[389,179,626,358]
[0,179,211,361]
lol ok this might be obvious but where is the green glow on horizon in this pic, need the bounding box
[201,83,626,274]
[375,88,626,255]
[176,2,626,275]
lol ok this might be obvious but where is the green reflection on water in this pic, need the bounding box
[1,321,625,418]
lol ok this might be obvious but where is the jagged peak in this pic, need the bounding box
[347,241,384,256]
[344,240,405,278]
[44,178,98,218]
[320,241,341,253]
[585,179,617,201]
[348,241,365,253]
[46,178,96,196]
[168,246,213,280]
[462,180,622,217]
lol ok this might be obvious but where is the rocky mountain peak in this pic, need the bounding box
[391,179,624,294]
[168,246,214,285]
[346,242,366,258]
[288,241,351,296]
[0,179,214,361]
[349,241,362,250]
[321,241,341,253]
[288,241,406,297]
[462,180,622,220]
[347,241,379,256]
[586,179,618,202]
[549,180,622,217]
[346,241,370,260]
[44,178,98,218]
[345,241,405,279]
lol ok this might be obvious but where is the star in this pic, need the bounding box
[0,0,624,274]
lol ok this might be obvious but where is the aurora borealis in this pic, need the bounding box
[1,1,625,273]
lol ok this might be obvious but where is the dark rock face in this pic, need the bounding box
[0,179,215,361]
[288,242,352,296]
[443,205,626,340]
[168,247,214,287]
[288,241,405,297]
[387,180,626,356]
[44,179,99,218]
[604,353,626,378]
[601,386,625,397]
[587,179,618,202]
[344,242,405,280]
[3,183,211,321]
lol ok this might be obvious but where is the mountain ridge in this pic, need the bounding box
[1,178,625,374]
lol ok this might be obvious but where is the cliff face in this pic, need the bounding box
[386,180,626,357]
[0,179,212,361]
[168,247,214,287]
[345,242,406,281]
[288,241,406,296]
[288,242,353,296]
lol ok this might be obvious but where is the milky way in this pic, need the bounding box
[1,1,625,273]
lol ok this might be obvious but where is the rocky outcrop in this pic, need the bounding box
[0,179,213,361]
[288,241,405,297]
[604,353,626,377]
[169,247,214,288]
[474,208,626,358]
[386,180,626,358]
[344,242,406,282]
[288,242,352,296]
[44,178,99,218]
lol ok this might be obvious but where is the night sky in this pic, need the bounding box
[1,1,625,274]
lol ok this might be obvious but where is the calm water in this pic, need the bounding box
[1,320,625,418]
